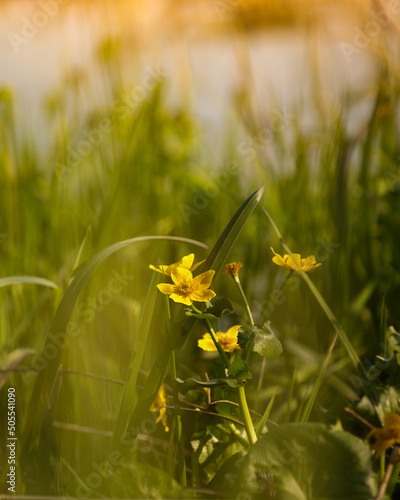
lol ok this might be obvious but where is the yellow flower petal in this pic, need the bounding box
[222,262,243,276]
[149,264,170,274]
[192,270,215,289]
[271,247,321,273]
[150,254,204,276]
[191,259,206,272]
[150,385,169,432]
[198,333,216,351]
[157,283,175,296]
[169,293,193,305]
[191,289,216,303]
[198,325,241,352]
[171,267,193,285]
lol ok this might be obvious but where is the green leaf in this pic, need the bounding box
[176,363,251,391]
[103,461,193,498]
[176,376,228,391]
[0,276,60,289]
[185,297,234,319]
[238,323,283,361]
[227,358,251,382]
[205,297,234,317]
[122,186,265,457]
[228,423,376,499]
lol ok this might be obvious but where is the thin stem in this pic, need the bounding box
[165,296,187,487]
[215,423,250,448]
[191,304,257,445]
[191,304,231,369]
[374,445,399,500]
[233,274,254,326]
[263,206,361,369]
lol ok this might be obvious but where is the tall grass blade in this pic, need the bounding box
[0,276,60,289]
[110,270,159,451]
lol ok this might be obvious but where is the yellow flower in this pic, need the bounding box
[271,247,321,273]
[222,262,243,276]
[367,412,400,458]
[198,325,242,352]
[157,268,216,306]
[150,385,169,432]
[149,253,204,276]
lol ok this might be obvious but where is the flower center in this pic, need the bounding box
[178,281,195,296]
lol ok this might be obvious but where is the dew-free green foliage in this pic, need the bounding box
[1,10,400,497]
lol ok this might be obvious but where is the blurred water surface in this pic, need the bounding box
[0,0,385,143]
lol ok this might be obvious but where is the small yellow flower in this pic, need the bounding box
[157,268,216,306]
[222,262,243,276]
[150,385,169,432]
[198,325,242,352]
[149,253,204,276]
[367,412,400,458]
[271,247,321,273]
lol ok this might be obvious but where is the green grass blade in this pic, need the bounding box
[71,225,92,277]
[0,347,36,389]
[23,235,207,456]
[256,388,277,436]
[121,186,265,456]
[263,206,361,369]
[110,270,159,451]
[0,276,60,289]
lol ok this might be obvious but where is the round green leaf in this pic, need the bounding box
[235,423,375,499]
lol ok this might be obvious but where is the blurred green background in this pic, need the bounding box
[1,0,400,496]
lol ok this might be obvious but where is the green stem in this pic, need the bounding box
[233,274,254,326]
[263,206,361,369]
[191,305,230,369]
[191,304,257,445]
[165,296,187,487]
[215,423,250,448]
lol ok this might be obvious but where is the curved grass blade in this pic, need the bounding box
[0,276,60,289]
[23,235,208,455]
[121,186,265,457]
[0,347,36,390]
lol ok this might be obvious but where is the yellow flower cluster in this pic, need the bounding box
[150,254,215,306]
[271,247,321,273]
